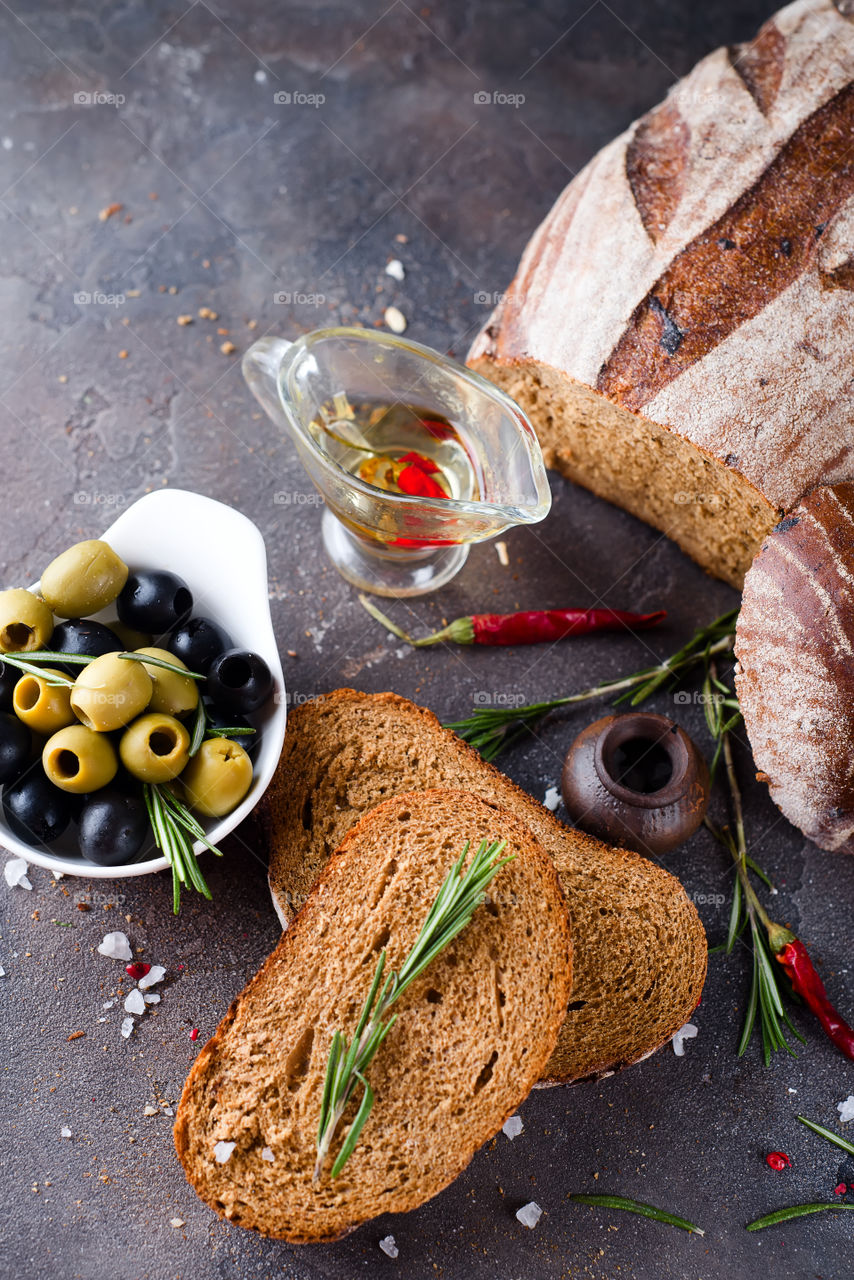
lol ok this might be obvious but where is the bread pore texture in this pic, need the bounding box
[175,788,572,1242]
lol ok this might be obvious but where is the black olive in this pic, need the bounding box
[0,660,17,712]
[170,616,233,674]
[203,700,258,754]
[117,571,193,636]
[206,649,273,714]
[50,619,122,673]
[77,787,151,866]
[3,769,71,845]
[0,713,31,785]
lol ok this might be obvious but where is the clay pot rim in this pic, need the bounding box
[593,712,694,811]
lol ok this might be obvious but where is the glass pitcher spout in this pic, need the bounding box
[243,326,551,596]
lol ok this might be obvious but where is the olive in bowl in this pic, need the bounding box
[51,618,122,661]
[40,540,128,618]
[120,712,190,783]
[203,701,257,754]
[3,769,71,845]
[117,570,193,635]
[206,649,273,714]
[0,713,31,785]
[135,647,199,716]
[0,588,54,654]
[70,652,152,732]
[182,737,253,817]
[170,616,232,674]
[0,661,18,712]
[13,669,76,735]
[43,724,118,794]
[77,788,150,866]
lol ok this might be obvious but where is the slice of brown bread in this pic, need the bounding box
[175,788,572,1242]
[265,690,707,1084]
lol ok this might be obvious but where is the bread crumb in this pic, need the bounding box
[98,202,123,222]
[220,341,236,355]
[169,1218,184,1228]
[395,233,408,243]
[118,350,129,359]
[177,315,193,326]
[66,1031,85,1041]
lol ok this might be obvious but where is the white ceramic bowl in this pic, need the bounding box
[0,489,286,878]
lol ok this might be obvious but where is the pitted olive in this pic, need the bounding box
[181,737,253,817]
[135,647,199,717]
[119,712,190,783]
[0,588,54,653]
[43,724,118,794]
[40,540,128,618]
[70,652,152,732]
[13,669,76,735]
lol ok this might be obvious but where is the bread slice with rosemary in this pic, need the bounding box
[174,788,572,1242]
[265,689,706,1084]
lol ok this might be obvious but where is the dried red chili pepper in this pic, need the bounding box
[772,936,854,1062]
[766,1152,791,1171]
[395,452,448,500]
[405,607,667,647]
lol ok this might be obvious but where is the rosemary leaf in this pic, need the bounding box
[797,1116,854,1158]
[570,1194,704,1236]
[189,700,207,757]
[746,1203,854,1232]
[330,1074,375,1179]
[118,651,205,680]
[0,654,77,686]
[725,875,742,955]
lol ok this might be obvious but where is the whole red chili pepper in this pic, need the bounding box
[766,1152,791,1171]
[773,936,854,1062]
[409,607,667,647]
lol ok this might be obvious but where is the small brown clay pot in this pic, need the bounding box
[560,712,710,856]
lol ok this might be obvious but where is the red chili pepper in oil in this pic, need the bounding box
[773,937,854,1061]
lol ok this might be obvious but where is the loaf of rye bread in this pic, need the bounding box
[265,690,707,1084]
[735,482,854,853]
[468,0,854,588]
[175,790,572,1241]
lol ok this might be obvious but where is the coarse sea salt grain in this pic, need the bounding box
[102,1000,115,1010]
[0,966,5,978]
[502,1115,524,1140]
[379,1235,399,1258]
[838,1095,854,1123]
[60,1127,72,1139]
[120,1017,135,1039]
[214,1141,236,1164]
[124,989,146,1016]
[98,932,133,962]
[144,993,161,1004]
[543,787,560,812]
[139,965,166,990]
[385,259,405,281]
[143,1105,158,1116]
[170,1218,185,1228]
[383,305,407,334]
[261,1147,275,1163]
[516,1202,543,1229]
[4,857,32,890]
[672,1022,699,1056]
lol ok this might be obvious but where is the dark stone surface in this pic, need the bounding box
[1,4,852,1279]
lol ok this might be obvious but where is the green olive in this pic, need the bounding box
[119,712,190,783]
[43,724,118,794]
[181,737,253,818]
[109,621,152,651]
[70,652,152,732]
[40,540,129,618]
[135,647,199,716]
[13,669,76,734]
[0,589,54,653]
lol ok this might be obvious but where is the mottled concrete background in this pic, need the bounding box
[1,4,852,1279]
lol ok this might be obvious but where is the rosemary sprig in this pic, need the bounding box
[445,609,738,762]
[797,1115,854,1158]
[569,1194,704,1236]
[187,699,255,758]
[0,650,94,686]
[314,837,515,1184]
[703,660,804,1063]
[143,783,222,913]
[746,1203,854,1231]
[118,651,205,680]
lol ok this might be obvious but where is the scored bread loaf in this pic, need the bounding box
[264,690,707,1084]
[735,483,854,853]
[468,0,854,588]
[175,789,572,1242]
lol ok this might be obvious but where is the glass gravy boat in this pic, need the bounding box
[243,327,551,596]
